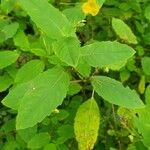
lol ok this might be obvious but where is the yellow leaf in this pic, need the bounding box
[138,75,145,94]
[74,98,100,150]
[82,0,100,16]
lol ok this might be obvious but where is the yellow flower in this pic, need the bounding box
[82,0,100,16]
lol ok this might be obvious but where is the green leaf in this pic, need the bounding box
[74,98,100,150]
[27,132,50,149]
[17,126,37,143]
[63,5,85,26]
[110,148,118,150]
[0,19,9,28]
[1,119,15,133]
[1,0,17,14]
[56,125,74,144]
[120,69,130,82]
[141,57,150,75]
[13,30,30,51]
[15,67,69,129]
[48,55,68,66]
[128,0,141,13]
[5,64,18,79]
[0,73,13,92]
[2,82,30,110]
[30,48,47,57]
[2,140,19,150]
[57,144,69,150]
[127,143,146,150]
[112,18,137,44]
[0,50,19,69]
[44,143,57,150]
[2,67,70,127]
[53,37,80,67]
[15,59,45,84]
[81,41,135,70]
[145,85,150,106]
[67,82,82,96]
[0,22,19,43]
[143,32,150,45]
[97,0,106,5]
[76,59,91,77]
[55,109,69,121]
[144,5,150,21]
[92,76,144,108]
[127,58,136,71]
[40,34,54,55]
[134,108,150,148]
[19,0,75,39]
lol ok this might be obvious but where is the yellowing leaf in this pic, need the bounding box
[112,18,137,44]
[74,98,100,150]
[82,0,100,16]
[138,76,145,94]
